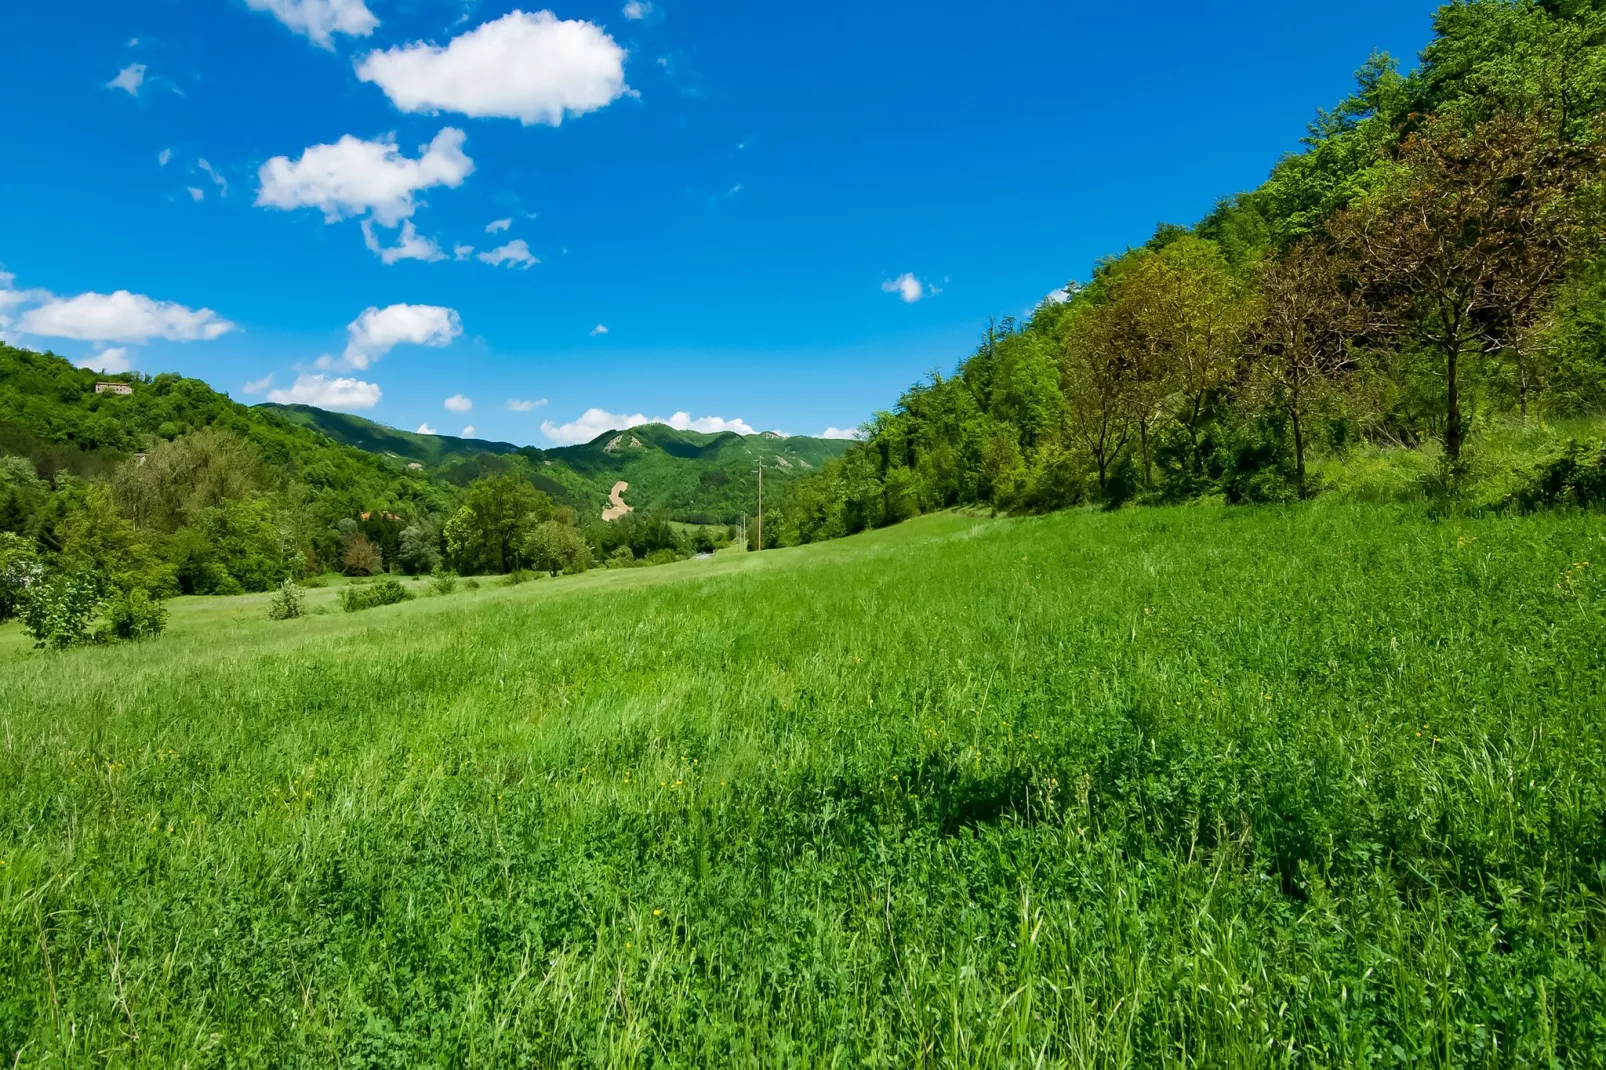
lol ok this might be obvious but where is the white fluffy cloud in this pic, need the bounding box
[540,408,758,446]
[820,426,864,440]
[341,303,461,370]
[461,425,476,437]
[622,1,654,19]
[18,290,237,343]
[267,374,381,411]
[485,217,512,233]
[478,239,537,268]
[590,323,609,336]
[244,0,378,48]
[453,242,475,260]
[417,423,437,434]
[444,394,473,413]
[362,219,446,265]
[108,64,146,96]
[243,374,274,395]
[882,272,938,304]
[256,128,473,227]
[355,11,629,127]
[505,398,547,412]
[76,347,133,374]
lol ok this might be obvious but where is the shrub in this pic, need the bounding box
[342,533,381,577]
[340,577,414,613]
[504,569,532,587]
[0,531,42,623]
[21,572,102,651]
[101,589,169,641]
[463,578,481,591]
[268,578,307,621]
[1508,439,1606,512]
[431,571,458,596]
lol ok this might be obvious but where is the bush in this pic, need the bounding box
[0,531,42,623]
[342,533,381,577]
[339,577,414,613]
[463,578,481,591]
[1508,439,1606,512]
[504,568,532,587]
[431,571,458,596]
[101,588,168,641]
[268,578,307,621]
[21,572,101,651]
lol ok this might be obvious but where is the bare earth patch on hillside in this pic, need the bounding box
[602,481,633,521]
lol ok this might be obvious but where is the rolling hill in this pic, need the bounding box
[262,403,854,524]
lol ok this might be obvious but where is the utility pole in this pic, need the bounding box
[756,458,764,552]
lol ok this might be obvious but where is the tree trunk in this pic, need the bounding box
[1291,406,1307,498]
[1139,419,1153,489]
[1446,340,1463,463]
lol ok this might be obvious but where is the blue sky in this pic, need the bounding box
[1,0,1443,445]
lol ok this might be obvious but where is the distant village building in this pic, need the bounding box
[407,462,424,471]
[95,382,133,396]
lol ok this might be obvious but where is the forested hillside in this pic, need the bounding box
[766,0,1606,545]
[265,402,851,524]
[0,341,851,631]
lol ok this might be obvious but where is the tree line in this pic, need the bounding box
[762,0,1606,547]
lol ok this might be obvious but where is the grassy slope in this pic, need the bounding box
[3,503,1605,1065]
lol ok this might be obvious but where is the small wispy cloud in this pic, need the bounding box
[108,63,146,96]
[505,398,547,412]
[882,272,939,304]
[478,239,537,268]
[590,324,609,336]
[198,158,229,197]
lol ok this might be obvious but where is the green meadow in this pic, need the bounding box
[3,503,1606,1067]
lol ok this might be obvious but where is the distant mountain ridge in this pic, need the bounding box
[260,403,852,524]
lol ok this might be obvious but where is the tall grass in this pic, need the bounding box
[2,502,1604,1066]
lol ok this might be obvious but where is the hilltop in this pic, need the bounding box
[262,402,852,524]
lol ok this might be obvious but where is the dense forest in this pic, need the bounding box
[763,0,1606,546]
